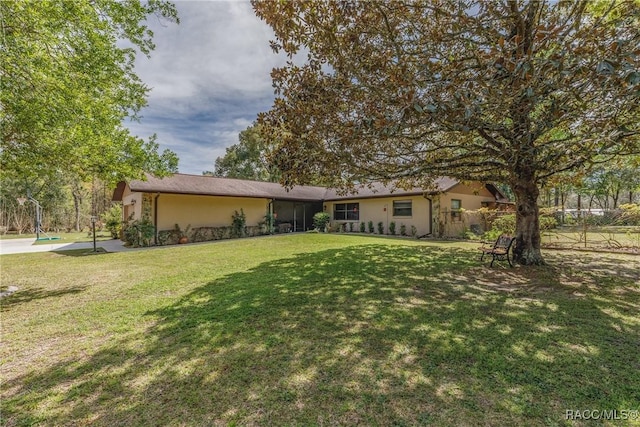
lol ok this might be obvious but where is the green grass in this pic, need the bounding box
[1,234,639,426]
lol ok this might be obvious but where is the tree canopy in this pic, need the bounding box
[211,124,281,182]
[1,0,179,184]
[253,0,640,264]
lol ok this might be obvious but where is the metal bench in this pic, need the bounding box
[479,235,515,267]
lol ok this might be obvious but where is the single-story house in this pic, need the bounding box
[112,173,509,244]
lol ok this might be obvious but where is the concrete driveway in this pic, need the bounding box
[0,238,133,255]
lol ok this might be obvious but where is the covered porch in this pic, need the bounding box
[271,200,323,232]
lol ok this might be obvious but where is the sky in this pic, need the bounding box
[125,1,288,175]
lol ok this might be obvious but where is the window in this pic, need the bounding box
[333,203,359,221]
[393,200,412,217]
[451,199,462,221]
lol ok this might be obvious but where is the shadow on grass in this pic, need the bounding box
[3,245,639,426]
[0,286,88,309]
[51,247,110,257]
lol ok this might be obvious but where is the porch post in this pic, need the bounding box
[269,200,274,234]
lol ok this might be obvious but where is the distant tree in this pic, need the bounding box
[0,171,119,233]
[213,124,281,182]
[580,156,640,209]
[1,0,179,184]
[253,0,640,265]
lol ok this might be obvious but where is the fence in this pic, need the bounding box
[450,206,640,252]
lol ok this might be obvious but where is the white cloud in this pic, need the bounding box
[126,0,287,174]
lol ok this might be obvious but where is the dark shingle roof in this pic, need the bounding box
[113,174,467,202]
[322,177,459,201]
[118,173,328,202]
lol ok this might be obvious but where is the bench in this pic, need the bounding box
[479,235,515,267]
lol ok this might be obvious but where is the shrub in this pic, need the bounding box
[618,204,640,226]
[313,212,331,231]
[377,221,384,235]
[411,225,417,237]
[491,214,516,235]
[231,209,247,237]
[263,212,275,234]
[349,222,354,232]
[101,204,122,239]
[368,220,374,233]
[491,213,557,236]
[123,217,155,247]
[462,230,482,240]
[389,221,396,235]
[540,216,558,231]
[328,223,342,232]
[482,228,503,242]
[400,223,407,236]
[360,221,366,233]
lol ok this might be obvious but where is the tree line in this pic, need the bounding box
[0,175,115,234]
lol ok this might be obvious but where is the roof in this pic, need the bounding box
[322,177,459,201]
[113,173,499,202]
[113,173,328,202]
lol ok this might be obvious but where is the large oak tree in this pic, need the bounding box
[253,0,640,264]
[1,0,179,184]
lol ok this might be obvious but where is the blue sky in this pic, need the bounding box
[125,1,288,175]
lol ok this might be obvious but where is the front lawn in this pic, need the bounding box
[1,234,638,426]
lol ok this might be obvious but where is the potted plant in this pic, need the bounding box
[175,223,191,244]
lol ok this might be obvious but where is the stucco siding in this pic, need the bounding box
[436,183,497,236]
[154,194,269,231]
[439,183,495,209]
[121,185,142,221]
[325,195,431,236]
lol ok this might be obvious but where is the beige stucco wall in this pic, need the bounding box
[153,193,269,231]
[325,195,432,236]
[324,183,497,237]
[438,183,495,211]
[436,183,497,236]
[121,185,142,221]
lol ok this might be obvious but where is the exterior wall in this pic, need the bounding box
[153,193,269,231]
[121,185,142,221]
[436,183,497,237]
[438,183,495,210]
[325,195,431,236]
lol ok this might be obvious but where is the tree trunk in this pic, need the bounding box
[511,179,545,265]
[72,189,82,232]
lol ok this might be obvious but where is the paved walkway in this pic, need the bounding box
[0,238,136,255]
